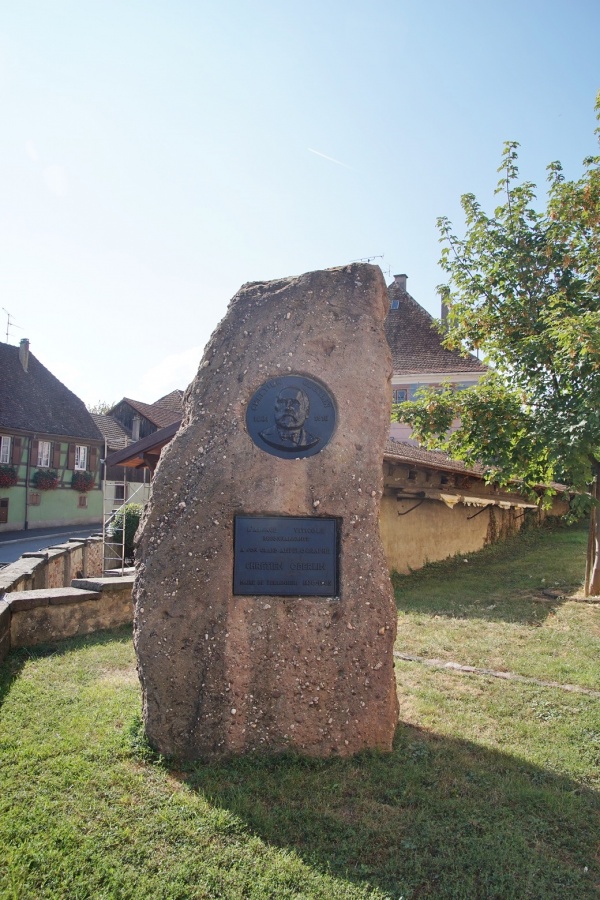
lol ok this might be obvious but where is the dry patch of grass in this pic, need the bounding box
[97,663,139,687]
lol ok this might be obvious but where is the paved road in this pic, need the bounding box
[0,524,103,566]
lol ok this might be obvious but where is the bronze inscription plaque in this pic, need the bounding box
[233,515,339,597]
[246,374,336,459]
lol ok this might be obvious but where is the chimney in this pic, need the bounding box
[393,273,407,292]
[441,300,449,329]
[132,414,141,442]
[19,338,30,373]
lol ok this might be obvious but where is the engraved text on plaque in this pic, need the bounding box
[233,515,339,597]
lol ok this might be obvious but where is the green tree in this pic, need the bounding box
[86,400,117,415]
[398,92,600,595]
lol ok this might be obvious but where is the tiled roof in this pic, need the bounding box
[384,282,487,376]
[384,438,484,476]
[119,397,182,429]
[105,420,181,468]
[154,389,184,412]
[91,414,130,450]
[0,341,103,441]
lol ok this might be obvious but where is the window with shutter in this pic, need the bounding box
[74,445,88,471]
[0,436,11,465]
[38,441,51,468]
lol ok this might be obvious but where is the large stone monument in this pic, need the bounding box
[134,264,398,758]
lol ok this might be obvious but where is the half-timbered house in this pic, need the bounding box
[0,339,104,531]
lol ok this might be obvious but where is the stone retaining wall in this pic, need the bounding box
[0,576,134,663]
[0,536,103,594]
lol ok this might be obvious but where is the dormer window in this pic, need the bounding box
[390,298,399,310]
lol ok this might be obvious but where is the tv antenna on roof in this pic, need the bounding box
[350,254,384,264]
[2,308,23,344]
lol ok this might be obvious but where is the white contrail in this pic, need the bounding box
[308,148,354,170]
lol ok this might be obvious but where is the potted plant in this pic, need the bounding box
[0,465,18,488]
[32,469,59,490]
[71,471,95,492]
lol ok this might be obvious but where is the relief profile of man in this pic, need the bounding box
[259,386,320,452]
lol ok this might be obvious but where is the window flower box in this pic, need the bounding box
[71,471,95,492]
[0,465,18,488]
[32,469,59,491]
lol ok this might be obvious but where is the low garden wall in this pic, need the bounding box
[0,536,103,594]
[0,576,134,664]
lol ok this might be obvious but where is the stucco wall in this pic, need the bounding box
[0,434,103,533]
[380,490,526,573]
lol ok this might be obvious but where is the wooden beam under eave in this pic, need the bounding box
[142,452,158,473]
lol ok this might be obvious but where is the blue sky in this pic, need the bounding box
[1,0,599,406]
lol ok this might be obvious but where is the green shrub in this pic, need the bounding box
[110,503,143,559]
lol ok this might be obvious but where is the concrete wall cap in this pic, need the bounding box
[1,558,44,574]
[8,587,99,612]
[71,576,135,592]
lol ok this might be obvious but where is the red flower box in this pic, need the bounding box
[0,465,18,488]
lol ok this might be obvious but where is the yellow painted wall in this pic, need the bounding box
[379,490,526,573]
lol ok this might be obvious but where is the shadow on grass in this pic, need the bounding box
[171,722,600,899]
[0,648,27,712]
[392,522,588,626]
[393,577,568,626]
[0,625,133,712]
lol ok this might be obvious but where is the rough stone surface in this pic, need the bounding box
[134,264,399,759]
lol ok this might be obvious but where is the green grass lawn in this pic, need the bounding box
[1,522,599,899]
[394,520,599,687]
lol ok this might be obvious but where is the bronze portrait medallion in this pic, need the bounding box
[246,374,336,459]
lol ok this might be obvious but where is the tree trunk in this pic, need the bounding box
[585,462,600,596]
